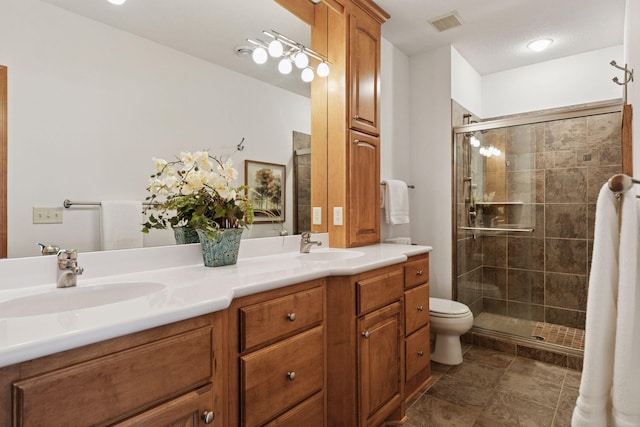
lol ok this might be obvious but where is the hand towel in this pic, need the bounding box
[572,184,619,426]
[100,200,144,250]
[382,179,410,225]
[611,190,640,426]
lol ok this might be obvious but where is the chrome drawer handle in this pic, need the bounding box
[287,371,296,381]
[416,270,424,276]
[417,305,424,312]
[286,312,296,322]
[417,350,424,357]
[202,411,215,424]
[362,331,370,339]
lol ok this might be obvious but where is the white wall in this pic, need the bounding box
[625,0,640,174]
[451,47,483,118]
[409,46,453,299]
[482,46,623,118]
[379,38,412,242]
[0,0,310,257]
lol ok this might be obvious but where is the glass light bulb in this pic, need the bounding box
[294,51,309,69]
[278,58,292,74]
[301,67,315,82]
[252,47,268,65]
[107,0,126,4]
[268,40,284,58]
[317,62,330,77]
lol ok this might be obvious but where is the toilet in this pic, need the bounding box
[429,297,474,365]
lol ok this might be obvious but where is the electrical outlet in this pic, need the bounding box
[333,206,343,226]
[33,207,63,224]
[312,207,322,225]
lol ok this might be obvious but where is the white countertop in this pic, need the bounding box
[0,237,431,368]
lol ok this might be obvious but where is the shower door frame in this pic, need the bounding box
[451,100,624,304]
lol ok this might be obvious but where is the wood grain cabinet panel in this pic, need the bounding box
[404,256,429,289]
[13,327,212,427]
[263,391,324,427]
[356,267,403,315]
[240,286,323,352]
[241,326,324,427]
[404,283,430,336]
[405,326,431,382]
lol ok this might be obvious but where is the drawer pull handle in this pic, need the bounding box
[287,371,296,381]
[202,411,215,424]
[286,312,296,321]
[416,270,424,276]
[417,350,424,357]
[417,305,424,312]
[362,331,370,339]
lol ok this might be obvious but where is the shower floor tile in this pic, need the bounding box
[474,312,585,351]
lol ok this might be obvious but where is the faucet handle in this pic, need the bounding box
[57,249,78,262]
[301,231,311,241]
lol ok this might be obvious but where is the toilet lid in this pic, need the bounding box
[429,298,470,316]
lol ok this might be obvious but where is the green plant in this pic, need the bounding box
[142,151,253,237]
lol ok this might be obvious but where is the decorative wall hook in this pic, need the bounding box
[237,137,246,151]
[610,60,634,104]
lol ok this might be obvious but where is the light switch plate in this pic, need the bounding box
[333,207,343,226]
[33,207,63,224]
[312,207,322,225]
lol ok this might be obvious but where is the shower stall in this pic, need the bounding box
[453,102,623,353]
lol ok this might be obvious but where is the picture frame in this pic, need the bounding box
[244,160,286,223]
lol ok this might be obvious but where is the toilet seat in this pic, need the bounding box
[429,298,471,318]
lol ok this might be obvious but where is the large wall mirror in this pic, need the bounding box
[1,0,323,258]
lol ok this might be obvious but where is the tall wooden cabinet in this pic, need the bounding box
[324,0,389,248]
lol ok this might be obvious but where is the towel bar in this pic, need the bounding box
[380,182,415,189]
[63,199,158,208]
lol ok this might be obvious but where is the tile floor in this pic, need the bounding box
[405,345,581,427]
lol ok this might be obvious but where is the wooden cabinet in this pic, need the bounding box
[327,264,404,427]
[348,130,381,247]
[403,254,432,402]
[228,279,326,427]
[349,5,382,136]
[3,314,224,427]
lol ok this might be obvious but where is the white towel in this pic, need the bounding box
[382,179,410,225]
[611,189,640,426]
[100,200,144,250]
[572,184,640,426]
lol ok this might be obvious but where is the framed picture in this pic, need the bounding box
[244,160,286,223]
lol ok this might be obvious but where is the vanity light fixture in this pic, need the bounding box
[527,38,553,52]
[246,30,330,82]
[107,0,127,5]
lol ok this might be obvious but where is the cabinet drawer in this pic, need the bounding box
[13,327,212,427]
[357,269,403,315]
[240,286,323,352]
[264,391,324,427]
[405,325,430,382]
[405,283,430,336]
[241,326,324,427]
[404,256,429,289]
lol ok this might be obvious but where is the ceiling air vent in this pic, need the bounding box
[429,12,462,32]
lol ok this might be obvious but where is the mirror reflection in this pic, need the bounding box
[2,0,312,258]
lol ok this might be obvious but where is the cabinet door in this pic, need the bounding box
[115,385,215,427]
[348,130,380,247]
[358,302,402,427]
[349,6,381,135]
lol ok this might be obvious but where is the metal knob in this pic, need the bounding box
[202,411,215,424]
[353,139,361,145]
[417,350,424,357]
[416,270,424,276]
[362,331,370,339]
[286,312,296,322]
[417,305,424,312]
[353,114,360,119]
[287,371,296,381]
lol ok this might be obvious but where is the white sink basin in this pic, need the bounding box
[297,249,365,262]
[0,282,165,318]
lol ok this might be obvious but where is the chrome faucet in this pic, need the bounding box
[300,232,322,254]
[56,249,84,288]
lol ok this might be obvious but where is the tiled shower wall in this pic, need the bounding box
[454,101,622,330]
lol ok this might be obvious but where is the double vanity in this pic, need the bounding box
[0,235,432,426]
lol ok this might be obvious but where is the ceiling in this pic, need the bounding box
[39,0,627,95]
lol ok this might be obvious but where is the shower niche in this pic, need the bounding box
[453,103,623,353]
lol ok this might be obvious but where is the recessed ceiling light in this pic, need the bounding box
[107,0,126,5]
[527,38,553,52]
